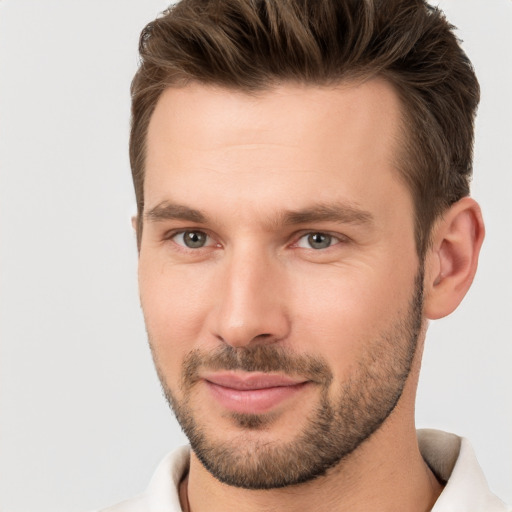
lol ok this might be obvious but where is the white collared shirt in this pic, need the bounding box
[96,430,510,512]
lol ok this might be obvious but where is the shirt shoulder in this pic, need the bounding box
[418,429,510,512]
[92,445,190,512]
[92,434,511,512]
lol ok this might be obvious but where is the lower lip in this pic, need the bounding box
[205,381,309,414]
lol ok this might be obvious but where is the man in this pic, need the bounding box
[98,0,509,510]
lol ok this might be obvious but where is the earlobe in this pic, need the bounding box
[423,197,485,320]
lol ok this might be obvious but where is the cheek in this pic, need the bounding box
[289,262,416,375]
[138,258,215,376]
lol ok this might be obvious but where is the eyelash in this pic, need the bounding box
[166,229,347,252]
[169,230,218,250]
[294,232,348,250]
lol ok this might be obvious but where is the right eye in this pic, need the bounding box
[172,230,212,249]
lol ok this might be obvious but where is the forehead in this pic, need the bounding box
[144,80,409,222]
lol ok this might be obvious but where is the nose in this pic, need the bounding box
[210,247,291,348]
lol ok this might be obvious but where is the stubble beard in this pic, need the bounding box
[151,269,424,490]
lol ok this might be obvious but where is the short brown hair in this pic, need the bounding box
[130,0,479,256]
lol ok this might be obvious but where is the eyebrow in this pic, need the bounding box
[145,202,207,223]
[281,203,374,226]
[145,200,374,228]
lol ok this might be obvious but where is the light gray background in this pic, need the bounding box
[0,1,510,511]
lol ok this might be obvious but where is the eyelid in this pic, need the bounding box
[161,227,349,251]
[166,228,220,249]
[291,230,349,249]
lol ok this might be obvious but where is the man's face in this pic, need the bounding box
[139,80,423,488]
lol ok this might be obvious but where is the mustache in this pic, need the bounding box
[181,344,333,388]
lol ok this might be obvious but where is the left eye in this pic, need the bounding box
[296,232,338,250]
[172,230,211,249]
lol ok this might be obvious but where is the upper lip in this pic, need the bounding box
[202,372,308,390]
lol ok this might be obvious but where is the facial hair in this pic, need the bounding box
[151,268,424,490]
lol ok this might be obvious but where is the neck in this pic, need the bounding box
[181,423,442,512]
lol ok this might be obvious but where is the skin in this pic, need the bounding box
[137,80,484,512]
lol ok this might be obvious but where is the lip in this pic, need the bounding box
[202,372,310,414]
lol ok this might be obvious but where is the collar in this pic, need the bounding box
[132,430,508,512]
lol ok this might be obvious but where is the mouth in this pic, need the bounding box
[202,371,310,414]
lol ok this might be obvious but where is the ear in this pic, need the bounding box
[423,197,485,320]
[131,215,141,254]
